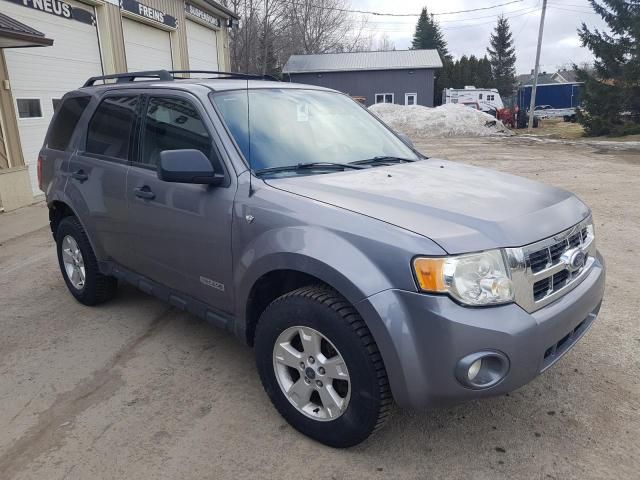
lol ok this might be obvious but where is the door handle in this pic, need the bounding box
[134,186,155,200]
[71,169,88,182]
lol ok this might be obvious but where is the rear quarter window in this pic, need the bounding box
[47,96,91,151]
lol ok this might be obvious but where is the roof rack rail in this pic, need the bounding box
[83,70,173,87]
[169,70,280,82]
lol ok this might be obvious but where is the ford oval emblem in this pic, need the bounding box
[561,248,586,272]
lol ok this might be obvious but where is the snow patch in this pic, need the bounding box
[369,103,513,137]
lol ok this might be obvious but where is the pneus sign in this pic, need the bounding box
[7,0,96,25]
[120,0,177,29]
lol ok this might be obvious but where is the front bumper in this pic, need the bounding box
[358,251,606,409]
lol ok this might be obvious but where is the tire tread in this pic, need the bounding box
[266,284,392,434]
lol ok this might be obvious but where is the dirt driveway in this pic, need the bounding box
[0,136,638,479]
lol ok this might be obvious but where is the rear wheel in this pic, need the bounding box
[255,286,392,448]
[55,216,117,305]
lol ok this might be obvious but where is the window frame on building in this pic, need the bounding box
[375,93,394,104]
[16,98,43,119]
[405,93,417,105]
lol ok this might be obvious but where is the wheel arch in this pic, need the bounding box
[47,196,105,266]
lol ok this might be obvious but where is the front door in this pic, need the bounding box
[126,93,236,313]
[405,93,417,105]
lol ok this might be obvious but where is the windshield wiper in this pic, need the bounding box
[350,156,416,166]
[255,162,365,176]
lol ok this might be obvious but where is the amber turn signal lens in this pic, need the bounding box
[413,257,447,292]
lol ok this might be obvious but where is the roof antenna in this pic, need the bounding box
[246,77,253,196]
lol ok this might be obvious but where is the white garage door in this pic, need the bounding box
[186,20,219,72]
[123,18,173,72]
[2,0,103,195]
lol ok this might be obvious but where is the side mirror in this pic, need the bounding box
[397,132,414,148]
[158,149,224,185]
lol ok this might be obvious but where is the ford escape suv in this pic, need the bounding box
[39,70,605,448]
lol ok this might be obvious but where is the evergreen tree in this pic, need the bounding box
[487,15,517,97]
[412,7,451,104]
[476,56,494,88]
[576,0,640,136]
[411,7,451,60]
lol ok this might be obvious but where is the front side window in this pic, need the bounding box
[86,96,138,160]
[47,96,90,151]
[140,97,214,167]
[211,89,418,172]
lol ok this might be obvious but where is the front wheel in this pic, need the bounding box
[254,286,392,448]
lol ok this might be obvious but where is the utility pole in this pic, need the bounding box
[528,0,548,131]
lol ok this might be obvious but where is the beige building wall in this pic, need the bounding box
[0,51,25,169]
[96,0,233,75]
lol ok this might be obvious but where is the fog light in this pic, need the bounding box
[468,359,482,381]
[455,351,510,390]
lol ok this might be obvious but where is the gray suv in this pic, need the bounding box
[39,70,605,448]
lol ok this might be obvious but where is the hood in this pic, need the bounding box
[264,160,590,254]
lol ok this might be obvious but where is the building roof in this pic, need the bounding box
[201,0,240,20]
[282,49,443,74]
[517,72,557,86]
[553,69,579,83]
[0,12,53,48]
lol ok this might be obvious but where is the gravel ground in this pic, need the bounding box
[0,136,638,479]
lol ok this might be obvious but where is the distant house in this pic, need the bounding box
[516,68,581,86]
[282,50,443,107]
[552,69,579,83]
[517,70,557,86]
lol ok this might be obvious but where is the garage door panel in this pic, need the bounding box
[1,0,102,195]
[123,18,172,72]
[186,20,219,72]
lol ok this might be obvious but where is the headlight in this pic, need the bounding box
[413,250,514,306]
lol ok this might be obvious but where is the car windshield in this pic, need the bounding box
[211,89,419,173]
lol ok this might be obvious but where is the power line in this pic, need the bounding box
[280,0,524,17]
[441,7,541,30]
[365,5,539,25]
[512,1,540,42]
[361,6,541,33]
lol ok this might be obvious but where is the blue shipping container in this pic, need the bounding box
[518,82,583,110]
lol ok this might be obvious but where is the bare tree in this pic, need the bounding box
[375,33,395,52]
[222,0,370,76]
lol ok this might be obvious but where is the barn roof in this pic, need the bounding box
[283,49,443,74]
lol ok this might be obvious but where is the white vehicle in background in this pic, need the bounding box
[442,86,504,115]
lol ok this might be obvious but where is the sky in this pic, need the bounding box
[350,0,609,74]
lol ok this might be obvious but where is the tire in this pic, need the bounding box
[55,216,117,306]
[254,285,392,448]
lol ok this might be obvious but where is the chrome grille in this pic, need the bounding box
[505,218,596,313]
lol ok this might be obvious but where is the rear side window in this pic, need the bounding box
[86,96,138,160]
[139,96,213,167]
[47,96,90,151]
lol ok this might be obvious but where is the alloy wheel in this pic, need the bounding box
[61,235,85,290]
[272,326,351,421]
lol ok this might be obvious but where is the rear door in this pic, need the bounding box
[126,92,235,312]
[65,93,139,265]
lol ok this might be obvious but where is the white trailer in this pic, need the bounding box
[442,86,504,114]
